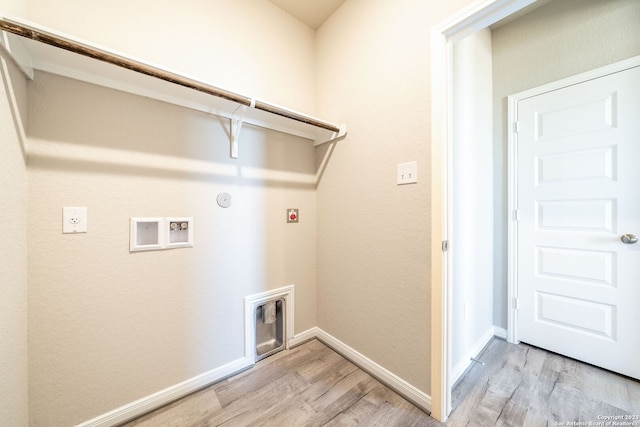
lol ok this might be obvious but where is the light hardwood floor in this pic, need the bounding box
[448,338,640,427]
[122,338,640,426]
[122,339,438,426]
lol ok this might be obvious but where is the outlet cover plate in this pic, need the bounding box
[63,207,87,233]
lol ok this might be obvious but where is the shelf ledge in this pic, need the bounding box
[0,15,347,155]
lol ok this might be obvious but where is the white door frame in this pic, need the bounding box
[506,55,640,345]
[430,0,541,421]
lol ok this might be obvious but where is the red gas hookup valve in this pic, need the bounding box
[287,209,299,223]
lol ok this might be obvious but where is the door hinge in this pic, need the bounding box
[442,240,448,252]
[513,297,519,310]
[512,209,519,221]
[513,121,520,133]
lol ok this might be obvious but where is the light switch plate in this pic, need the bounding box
[397,161,418,185]
[63,207,87,233]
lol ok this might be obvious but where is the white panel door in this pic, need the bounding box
[516,65,640,379]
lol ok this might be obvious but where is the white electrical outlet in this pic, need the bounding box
[63,207,87,233]
[397,161,418,185]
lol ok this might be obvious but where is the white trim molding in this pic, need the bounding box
[244,285,295,362]
[74,356,253,427]
[430,0,543,421]
[494,326,508,340]
[450,327,496,386]
[77,285,296,427]
[289,326,319,348]
[76,326,432,426]
[300,328,432,413]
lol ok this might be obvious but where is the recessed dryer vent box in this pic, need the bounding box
[166,217,193,249]
[130,217,164,252]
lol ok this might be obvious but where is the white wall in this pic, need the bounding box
[0,53,29,427]
[491,0,640,329]
[315,0,475,395]
[450,29,494,382]
[15,1,319,425]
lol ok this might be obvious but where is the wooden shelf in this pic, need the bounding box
[0,16,346,157]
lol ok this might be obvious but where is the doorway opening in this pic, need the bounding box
[430,0,548,420]
[431,0,640,421]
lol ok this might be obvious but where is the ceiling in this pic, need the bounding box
[268,0,346,29]
[269,0,555,32]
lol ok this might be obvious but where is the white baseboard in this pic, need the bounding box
[75,356,254,427]
[494,326,507,340]
[311,328,432,413]
[77,326,433,426]
[450,326,496,386]
[289,327,320,347]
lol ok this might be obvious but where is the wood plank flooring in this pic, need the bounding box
[121,338,640,426]
[448,338,640,427]
[121,339,438,426]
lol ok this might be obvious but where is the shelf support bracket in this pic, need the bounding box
[230,99,255,159]
[0,31,35,80]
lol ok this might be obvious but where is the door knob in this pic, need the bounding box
[621,234,638,244]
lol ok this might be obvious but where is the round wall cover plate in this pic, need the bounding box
[217,192,232,208]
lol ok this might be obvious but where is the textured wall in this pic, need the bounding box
[26,0,316,114]
[0,54,29,427]
[19,1,318,424]
[315,0,474,395]
[491,0,640,329]
[27,72,317,426]
[14,1,637,424]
